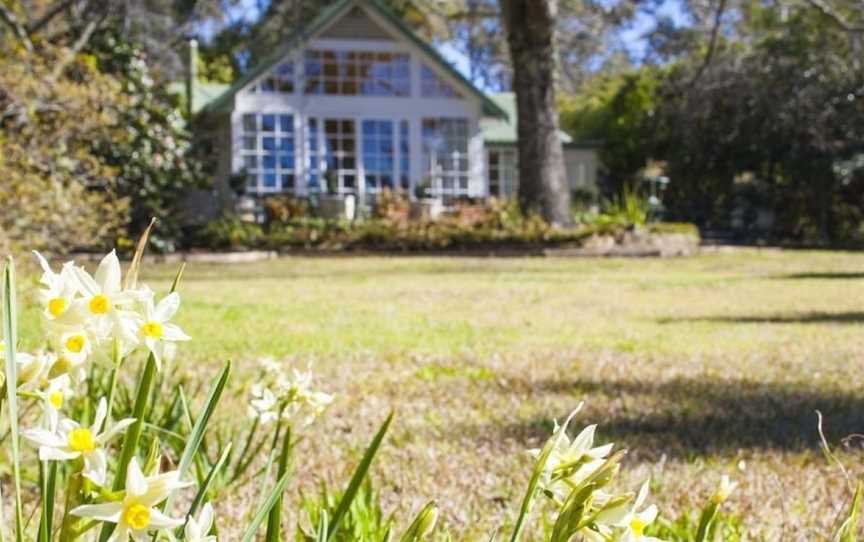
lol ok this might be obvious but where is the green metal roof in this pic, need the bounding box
[167,81,230,114]
[480,93,577,146]
[200,0,508,119]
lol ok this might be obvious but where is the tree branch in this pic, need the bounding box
[689,0,728,87]
[47,17,101,83]
[0,2,34,53]
[804,0,864,31]
[27,0,78,35]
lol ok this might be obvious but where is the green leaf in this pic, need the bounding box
[326,411,394,542]
[509,407,582,542]
[164,362,231,515]
[99,354,159,542]
[240,471,294,542]
[3,258,24,542]
[266,425,294,542]
[835,481,863,542]
[177,443,233,541]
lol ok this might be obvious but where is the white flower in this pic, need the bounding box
[36,373,72,430]
[712,475,737,504]
[71,250,142,345]
[33,251,79,321]
[184,503,217,542]
[248,384,278,424]
[529,423,613,487]
[275,367,334,425]
[52,326,94,366]
[134,292,190,370]
[595,481,662,542]
[0,340,45,389]
[71,457,191,541]
[22,398,135,486]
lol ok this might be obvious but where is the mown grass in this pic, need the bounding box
[20,248,864,539]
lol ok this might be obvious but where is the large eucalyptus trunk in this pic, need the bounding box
[501,0,573,226]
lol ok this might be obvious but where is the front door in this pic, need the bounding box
[323,118,358,194]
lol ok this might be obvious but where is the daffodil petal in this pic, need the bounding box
[71,501,123,522]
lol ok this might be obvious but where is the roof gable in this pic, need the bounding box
[320,6,394,40]
[202,0,507,119]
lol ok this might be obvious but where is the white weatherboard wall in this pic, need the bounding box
[227,3,486,200]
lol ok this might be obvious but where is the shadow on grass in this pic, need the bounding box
[658,312,864,324]
[773,271,864,280]
[494,377,864,458]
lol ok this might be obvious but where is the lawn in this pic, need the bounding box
[26,248,864,539]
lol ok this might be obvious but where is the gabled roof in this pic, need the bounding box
[202,0,508,119]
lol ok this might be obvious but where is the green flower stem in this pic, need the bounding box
[58,473,83,542]
[265,424,293,542]
[98,353,158,542]
[103,338,123,429]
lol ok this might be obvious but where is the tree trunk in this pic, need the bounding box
[501,0,572,226]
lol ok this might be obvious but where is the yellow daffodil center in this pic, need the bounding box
[88,294,110,315]
[630,518,646,537]
[49,391,63,409]
[68,427,96,453]
[141,321,163,339]
[48,297,67,317]
[65,335,86,354]
[123,503,151,530]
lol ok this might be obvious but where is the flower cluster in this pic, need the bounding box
[8,250,198,540]
[248,357,333,426]
[528,408,673,542]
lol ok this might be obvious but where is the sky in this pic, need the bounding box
[210,0,691,86]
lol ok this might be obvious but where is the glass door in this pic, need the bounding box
[323,118,357,194]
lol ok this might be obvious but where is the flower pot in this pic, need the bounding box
[410,198,444,221]
[319,194,356,221]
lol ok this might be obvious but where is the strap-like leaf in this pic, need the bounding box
[326,411,395,541]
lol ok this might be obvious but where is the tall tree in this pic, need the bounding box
[501,0,572,226]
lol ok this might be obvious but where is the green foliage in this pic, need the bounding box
[88,32,203,243]
[597,187,650,227]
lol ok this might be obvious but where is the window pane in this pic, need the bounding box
[262,115,276,131]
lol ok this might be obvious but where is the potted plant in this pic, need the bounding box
[318,169,356,221]
[410,178,444,220]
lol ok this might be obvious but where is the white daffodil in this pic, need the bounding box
[33,251,79,322]
[134,292,190,370]
[36,374,72,430]
[71,457,191,541]
[275,367,334,425]
[0,340,45,389]
[71,250,142,345]
[248,384,278,424]
[52,326,94,366]
[595,481,663,542]
[711,474,737,505]
[21,397,135,486]
[184,503,217,542]
[529,422,613,487]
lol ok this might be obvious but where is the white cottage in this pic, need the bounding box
[190,0,601,212]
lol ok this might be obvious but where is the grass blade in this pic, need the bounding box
[164,361,231,515]
[326,411,394,542]
[240,472,294,542]
[3,258,24,542]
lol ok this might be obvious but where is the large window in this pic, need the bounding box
[422,118,469,197]
[304,50,410,96]
[249,62,295,93]
[420,64,460,98]
[488,148,517,197]
[362,120,395,192]
[240,113,296,193]
[323,119,358,193]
